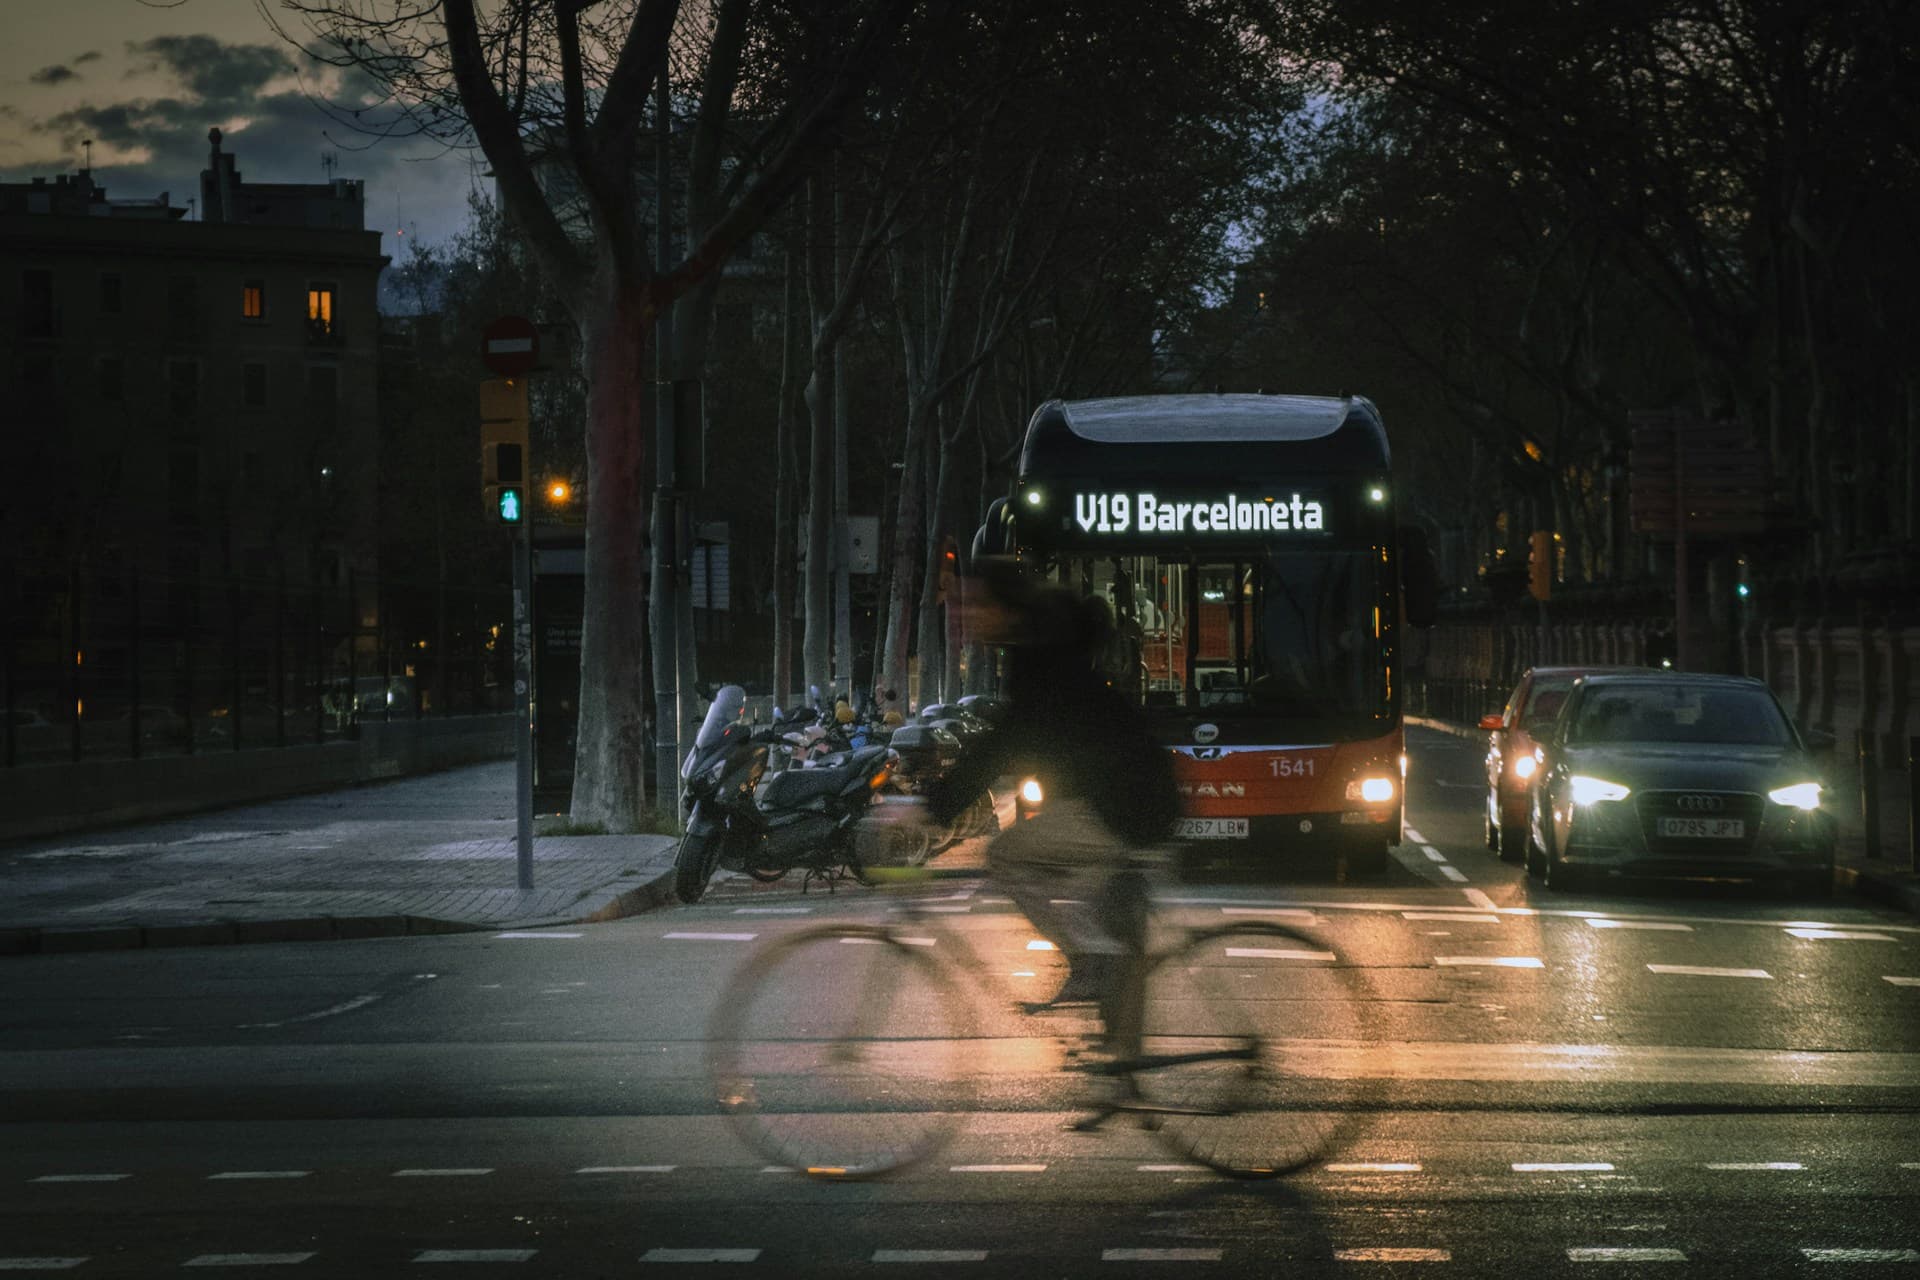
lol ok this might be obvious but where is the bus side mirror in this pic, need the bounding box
[1398,526,1439,627]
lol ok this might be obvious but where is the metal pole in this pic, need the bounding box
[514,516,535,889]
[1859,728,1881,860]
[1673,425,1688,671]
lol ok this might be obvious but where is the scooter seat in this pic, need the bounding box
[759,746,889,807]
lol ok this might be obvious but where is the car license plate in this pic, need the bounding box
[1175,818,1249,839]
[1656,817,1746,839]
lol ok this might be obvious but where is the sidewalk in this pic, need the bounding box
[0,762,680,957]
[1407,715,1920,917]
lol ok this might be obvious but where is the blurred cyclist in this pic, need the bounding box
[925,558,1179,1005]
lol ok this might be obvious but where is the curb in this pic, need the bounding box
[0,865,681,958]
[1834,862,1920,918]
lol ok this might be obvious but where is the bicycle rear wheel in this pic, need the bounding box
[706,925,975,1179]
[1126,921,1370,1178]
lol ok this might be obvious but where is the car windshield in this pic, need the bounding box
[1569,683,1794,747]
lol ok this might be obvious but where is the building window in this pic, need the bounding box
[307,283,336,339]
[306,365,339,429]
[168,451,200,530]
[99,356,125,402]
[168,360,199,421]
[242,278,266,319]
[21,269,54,338]
[168,277,199,327]
[100,273,123,315]
[243,362,268,408]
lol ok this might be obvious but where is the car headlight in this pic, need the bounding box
[1512,754,1537,780]
[1569,775,1631,806]
[1768,781,1822,810]
[1019,777,1043,805]
[1346,777,1395,803]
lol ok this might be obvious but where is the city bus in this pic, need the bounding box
[979,393,1435,873]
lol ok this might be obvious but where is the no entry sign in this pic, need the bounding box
[481,315,540,376]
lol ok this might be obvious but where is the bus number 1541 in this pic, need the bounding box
[1270,757,1316,778]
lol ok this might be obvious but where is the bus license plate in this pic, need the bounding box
[1176,818,1249,839]
[1656,817,1745,839]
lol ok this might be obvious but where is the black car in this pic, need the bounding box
[1527,673,1835,895]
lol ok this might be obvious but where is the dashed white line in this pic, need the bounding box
[872,1251,989,1263]
[1324,1162,1423,1173]
[732,908,811,915]
[30,1174,128,1183]
[1567,1247,1686,1262]
[494,932,581,939]
[208,1171,310,1180]
[840,936,936,947]
[184,1255,316,1268]
[1102,1249,1223,1262]
[240,993,383,1029]
[1463,888,1499,911]
[1706,1162,1803,1171]
[640,1249,761,1263]
[1422,847,1448,863]
[1404,828,1430,844]
[1586,919,1693,931]
[1136,1164,1205,1172]
[662,932,757,941]
[0,1262,88,1272]
[1225,947,1335,961]
[921,905,974,914]
[1802,1249,1920,1263]
[1786,929,1896,941]
[1646,965,1772,979]
[1514,1162,1615,1173]
[1436,956,1544,969]
[392,1168,492,1178]
[1403,912,1498,923]
[1025,940,1057,951]
[1884,977,1920,987]
[1335,1248,1450,1262]
[576,1166,675,1174]
[950,1164,1047,1173]
[414,1250,535,1264]
[1438,866,1470,883]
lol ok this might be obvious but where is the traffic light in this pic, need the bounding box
[480,377,529,524]
[1527,530,1553,601]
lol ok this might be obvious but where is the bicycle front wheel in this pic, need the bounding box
[707,926,975,1179]
[1127,921,1370,1178]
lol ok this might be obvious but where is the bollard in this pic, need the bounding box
[1910,737,1919,875]
[1859,729,1881,860]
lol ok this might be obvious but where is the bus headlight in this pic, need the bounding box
[1512,754,1537,780]
[1569,775,1631,806]
[1767,781,1822,810]
[1347,777,1395,804]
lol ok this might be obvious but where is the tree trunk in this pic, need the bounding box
[771,250,798,709]
[914,430,953,703]
[569,275,653,831]
[879,413,924,709]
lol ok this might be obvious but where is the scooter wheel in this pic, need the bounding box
[746,867,789,883]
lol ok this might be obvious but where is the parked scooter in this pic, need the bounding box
[673,686,897,904]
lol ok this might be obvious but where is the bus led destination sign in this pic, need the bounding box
[1073,491,1326,536]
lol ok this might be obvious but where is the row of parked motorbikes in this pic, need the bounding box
[671,685,1007,904]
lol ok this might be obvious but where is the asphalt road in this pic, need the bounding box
[3,726,1917,1277]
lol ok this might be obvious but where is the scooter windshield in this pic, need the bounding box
[694,685,748,752]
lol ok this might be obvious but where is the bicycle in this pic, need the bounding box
[705,860,1372,1180]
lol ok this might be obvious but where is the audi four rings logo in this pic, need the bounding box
[1676,794,1725,812]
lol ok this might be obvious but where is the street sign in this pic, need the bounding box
[481,315,540,377]
[1628,412,1770,536]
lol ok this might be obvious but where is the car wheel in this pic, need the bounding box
[1541,832,1584,893]
[1524,809,1546,879]
[1496,808,1525,864]
[1484,807,1499,853]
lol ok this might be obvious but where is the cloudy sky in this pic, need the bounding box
[0,0,481,257]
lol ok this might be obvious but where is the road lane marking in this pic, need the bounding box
[1802,1249,1920,1263]
[414,1251,535,1263]
[640,1250,762,1263]
[1161,896,1920,936]
[184,1256,316,1268]
[1646,965,1771,979]
[1324,1162,1423,1173]
[1225,947,1335,961]
[732,908,811,915]
[950,1164,1046,1173]
[1436,956,1543,968]
[663,932,757,941]
[1136,1164,1205,1172]
[1103,1249,1223,1262]
[29,1174,128,1183]
[840,936,936,947]
[1335,1249,1450,1263]
[1514,1163,1615,1172]
[922,905,974,913]
[392,1168,492,1177]
[1885,977,1920,986]
[1221,907,1319,920]
[872,1251,989,1263]
[1463,888,1499,911]
[1438,866,1470,882]
[0,1262,88,1271]
[1587,919,1694,931]
[1707,1162,1803,1170]
[1026,940,1057,951]
[1566,1248,1686,1262]
[576,1166,675,1174]
[1786,928,1896,941]
[1404,828,1429,844]
[495,932,581,939]
[1403,912,1498,923]
[1423,848,1448,863]
[208,1171,310,1180]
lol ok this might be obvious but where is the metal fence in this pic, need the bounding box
[4,560,513,767]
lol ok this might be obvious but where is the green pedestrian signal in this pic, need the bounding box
[497,486,524,524]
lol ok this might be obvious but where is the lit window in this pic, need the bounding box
[307,284,335,336]
[242,278,266,319]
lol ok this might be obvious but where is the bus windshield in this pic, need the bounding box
[1083,550,1389,720]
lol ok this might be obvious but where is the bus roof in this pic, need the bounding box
[1019,394,1389,476]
